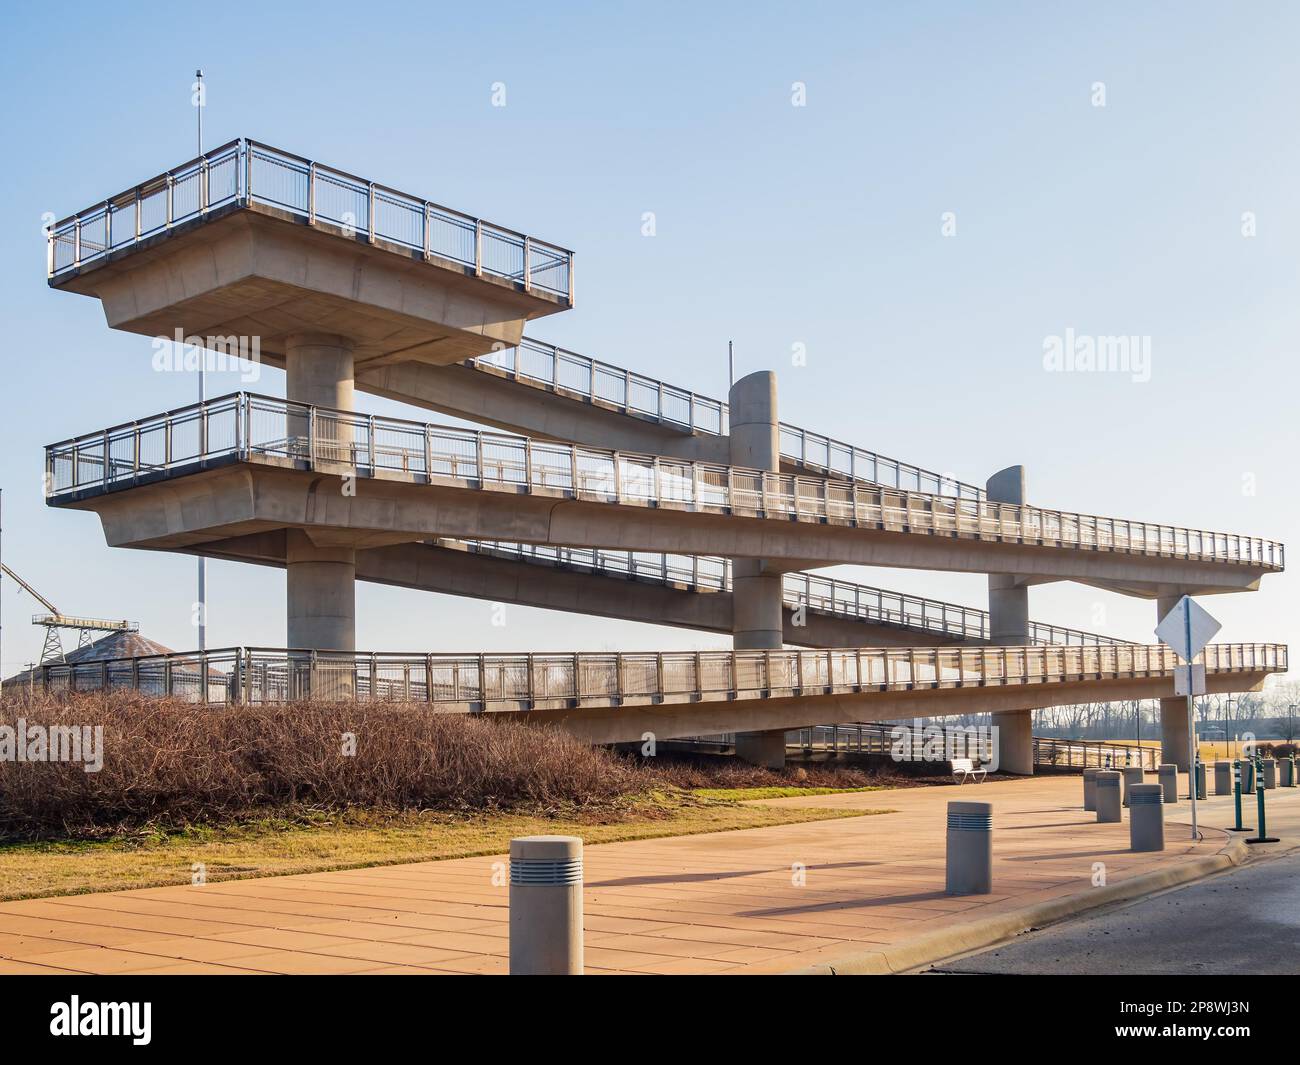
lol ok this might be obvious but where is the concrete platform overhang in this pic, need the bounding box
[51,205,569,367]
[53,461,1278,597]
[520,670,1275,745]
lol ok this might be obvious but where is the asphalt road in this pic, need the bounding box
[930,848,1300,975]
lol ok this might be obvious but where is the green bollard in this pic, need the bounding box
[1247,755,1279,845]
[1229,760,1252,833]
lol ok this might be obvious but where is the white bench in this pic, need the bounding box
[951,757,987,784]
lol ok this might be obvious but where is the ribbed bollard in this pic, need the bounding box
[1083,768,1099,811]
[1262,758,1277,790]
[1128,784,1165,852]
[509,836,583,975]
[1281,757,1296,788]
[945,801,992,895]
[1158,763,1178,804]
[1214,760,1233,796]
[1194,761,1207,800]
[1096,770,1122,823]
[1121,766,1144,807]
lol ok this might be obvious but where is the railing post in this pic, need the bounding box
[523,236,532,292]
[422,202,431,260]
[367,182,376,243]
[475,219,483,277]
[166,173,174,228]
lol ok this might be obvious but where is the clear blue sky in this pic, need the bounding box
[1,0,1297,673]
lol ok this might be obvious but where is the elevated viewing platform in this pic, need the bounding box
[45,392,1285,596]
[47,138,574,365]
[36,640,1286,744]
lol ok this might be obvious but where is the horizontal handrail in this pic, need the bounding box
[33,642,1289,707]
[453,540,1122,645]
[679,723,1160,771]
[46,139,574,302]
[44,392,1287,571]
[474,337,981,497]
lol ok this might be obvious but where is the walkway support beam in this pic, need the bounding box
[988,465,1034,776]
[730,371,786,768]
[285,333,357,654]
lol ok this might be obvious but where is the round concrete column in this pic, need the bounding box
[1095,771,1122,822]
[285,332,356,409]
[1083,768,1099,811]
[1128,784,1165,852]
[285,333,356,466]
[286,530,356,652]
[985,466,1029,643]
[985,466,1036,777]
[1214,760,1232,795]
[728,371,785,766]
[1156,595,1192,771]
[945,801,992,895]
[1158,763,1178,804]
[509,835,583,975]
[731,561,784,650]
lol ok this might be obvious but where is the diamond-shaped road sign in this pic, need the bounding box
[1155,595,1222,662]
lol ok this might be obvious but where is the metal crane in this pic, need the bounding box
[0,562,137,664]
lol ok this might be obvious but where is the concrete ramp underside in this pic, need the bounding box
[510,670,1273,745]
[65,463,1272,596]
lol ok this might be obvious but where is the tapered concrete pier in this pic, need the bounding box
[730,371,786,768]
[987,466,1033,775]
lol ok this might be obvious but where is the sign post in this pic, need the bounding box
[1154,596,1221,842]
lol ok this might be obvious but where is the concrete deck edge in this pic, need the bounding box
[787,832,1249,976]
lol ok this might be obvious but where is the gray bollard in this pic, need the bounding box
[1241,758,1255,793]
[1215,760,1233,796]
[1281,757,1296,788]
[1158,763,1178,804]
[1128,784,1165,852]
[1194,762,1207,800]
[1083,768,1099,811]
[1096,771,1122,823]
[1262,758,1277,790]
[1122,766,1144,807]
[945,801,992,895]
[509,835,583,975]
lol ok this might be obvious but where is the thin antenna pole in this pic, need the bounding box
[728,340,734,389]
[195,68,207,653]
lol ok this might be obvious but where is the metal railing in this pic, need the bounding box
[675,722,1160,771]
[474,337,980,497]
[46,139,574,301]
[453,540,1122,646]
[45,392,1287,571]
[1031,737,1159,771]
[32,642,1287,707]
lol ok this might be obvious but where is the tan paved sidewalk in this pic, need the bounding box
[0,775,1292,975]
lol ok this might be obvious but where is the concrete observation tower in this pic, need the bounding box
[41,137,1287,771]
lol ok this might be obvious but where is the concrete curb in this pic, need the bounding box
[789,834,1249,975]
